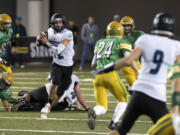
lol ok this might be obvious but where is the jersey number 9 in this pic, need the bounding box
[150,50,164,74]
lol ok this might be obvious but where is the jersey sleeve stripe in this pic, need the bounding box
[168,62,180,80]
[118,44,132,51]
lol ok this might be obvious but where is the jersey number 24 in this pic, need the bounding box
[96,41,114,59]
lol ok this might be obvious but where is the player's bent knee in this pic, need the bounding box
[93,105,106,116]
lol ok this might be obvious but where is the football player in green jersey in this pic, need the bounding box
[0,14,13,112]
[120,16,142,89]
[0,14,13,58]
[120,16,144,48]
[88,21,135,130]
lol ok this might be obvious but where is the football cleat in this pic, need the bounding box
[41,113,48,119]
[18,90,29,96]
[11,98,26,112]
[41,103,51,119]
[108,120,118,130]
[88,108,96,130]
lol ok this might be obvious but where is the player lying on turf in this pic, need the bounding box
[11,74,89,113]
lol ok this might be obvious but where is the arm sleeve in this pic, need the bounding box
[81,24,86,42]
[118,43,132,54]
[175,42,180,56]
[134,35,144,50]
[61,31,73,41]
[95,25,99,41]
[91,55,97,65]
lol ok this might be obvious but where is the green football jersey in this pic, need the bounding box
[168,62,180,80]
[94,37,132,70]
[0,87,12,100]
[126,30,144,49]
[0,28,13,57]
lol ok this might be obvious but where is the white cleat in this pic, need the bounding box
[41,113,48,119]
[41,103,51,119]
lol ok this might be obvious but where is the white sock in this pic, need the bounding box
[112,102,127,123]
[93,105,106,116]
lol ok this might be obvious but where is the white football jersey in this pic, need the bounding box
[47,27,75,66]
[45,74,80,106]
[132,34,180,102]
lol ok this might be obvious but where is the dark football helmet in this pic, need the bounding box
[51,13,66,32]
[152,12,175,37]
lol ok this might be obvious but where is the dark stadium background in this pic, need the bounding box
[0,0,179,63]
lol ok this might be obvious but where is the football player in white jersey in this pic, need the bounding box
[11,74,89,112]
[94,12,180,135]
[38,13,75,118]
[147,57,180,135]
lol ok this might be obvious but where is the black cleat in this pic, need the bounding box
[11,98,26,112]
[18,90,29,96]
[88,109,96,130]
[9,98,18,104]
[108,120,118,130]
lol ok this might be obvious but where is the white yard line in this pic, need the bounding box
[11,92,172,98]
[14,77,47,80]
[13,72,49,75]
[11,86,37,89]
[11,87,94,90]
[0,129,147,135]
[0,129,106,135]
[0,116,152,123]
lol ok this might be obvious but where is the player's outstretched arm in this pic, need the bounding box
[114,47,142,70]
[74,83,89,111]
[74,100,81,110]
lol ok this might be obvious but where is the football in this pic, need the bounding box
[36,31,48,46]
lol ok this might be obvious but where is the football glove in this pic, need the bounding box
[91,62,115,75]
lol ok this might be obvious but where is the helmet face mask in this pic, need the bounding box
[2,23,11,32]
[123,24,133,36]
[0,14,12,32]
[121,16,135,36]
[51,13,66,32]
[53,21,64,32]
[106,22,124,37]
